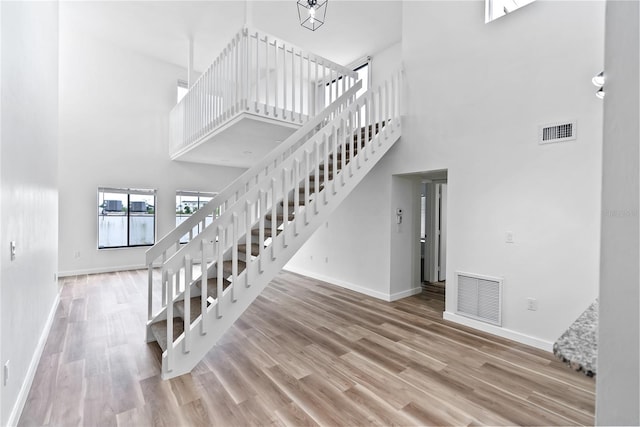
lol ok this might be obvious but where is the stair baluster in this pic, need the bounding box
[147,68,403,379]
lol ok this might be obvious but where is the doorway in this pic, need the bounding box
[389,170,447,310]
[418,172,448,311]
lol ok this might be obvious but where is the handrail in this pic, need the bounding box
[183,27,356,101]
[161,70,401,275]
[151,69,402,377]
[147,80,362,265]
[169,26,359,156]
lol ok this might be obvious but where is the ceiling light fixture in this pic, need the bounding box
[297,0,328,31]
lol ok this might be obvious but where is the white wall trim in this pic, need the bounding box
[443,311,554,352]
[389,286,423,301]
[7,292,60,427]
[284,266,394,301]
[58,264,146,278]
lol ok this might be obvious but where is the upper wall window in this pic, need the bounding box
[324,58,370,108]
[353,62,370,100]
[176,191,217,243]
[98,187,156,249]
[177,80,188,104]
[486,0,535,22]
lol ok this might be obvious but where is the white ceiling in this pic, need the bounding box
[60,1,402,73]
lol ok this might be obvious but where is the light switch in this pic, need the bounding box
[505,232,514,243]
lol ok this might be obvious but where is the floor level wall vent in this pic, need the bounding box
[456,272,502,326]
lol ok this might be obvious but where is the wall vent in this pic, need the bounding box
[539,121,577,144]
[456,272,502,326]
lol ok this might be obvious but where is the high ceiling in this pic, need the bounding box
[60,1,402,72]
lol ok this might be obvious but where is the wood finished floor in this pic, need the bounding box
[19,270,595,426]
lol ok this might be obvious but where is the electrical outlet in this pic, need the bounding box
[10,241,16,260]
[527,297,538,311]
[506,232,514,243]
[73,251,81,259]
[4,360,9,386]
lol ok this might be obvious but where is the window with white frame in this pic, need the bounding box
[176,191,218,243]
[324,59,370,108]
[98,187,156,249]
[177,80,188,104]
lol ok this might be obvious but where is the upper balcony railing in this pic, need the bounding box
[170,27,359,158]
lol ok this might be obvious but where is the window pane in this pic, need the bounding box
[98,191,127,248]
[325,63,369,109]
[198,196,214,233]
[355,64,369,99]
[176,193,199,243]
[176,192,216,243]
[129,193,155,246]
[177,80,188,104]
[198,196,212,211]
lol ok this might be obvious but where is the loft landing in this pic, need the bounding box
[172,113,298,168]
[169,27,358,168]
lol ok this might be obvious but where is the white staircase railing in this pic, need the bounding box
[150,69,402,379]
[147,81,362,321]
[170,27,359,158]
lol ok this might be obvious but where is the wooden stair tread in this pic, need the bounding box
[205,277,232,299]
[308,172,334,181]
[285,199,309,207]
[150,319,184,352]
[251,227,283,237]
[219,259,246,277]
[299,182,323,191]
[265,212,295,222]
[298,184,322,193]
[238,242,262,256]
[194,276,230,296]
[175,297,204,323]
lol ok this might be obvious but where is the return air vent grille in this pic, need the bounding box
[539,121,577,144]
[456,272,502,326]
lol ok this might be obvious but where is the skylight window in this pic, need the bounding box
[486,0,535,23]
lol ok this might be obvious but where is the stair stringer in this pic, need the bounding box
[159,123,402,380]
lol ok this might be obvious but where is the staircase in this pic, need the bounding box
[146,30,403,380]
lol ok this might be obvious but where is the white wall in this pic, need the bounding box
[288,1,604,349]
[58,17,244,275]
[596,0,639,424]
[406,1,604,347]
[285,42,403,300]
[249,1,402,67]
[371,41,402,85]
[1,2,60,425]
[389,175,422,298]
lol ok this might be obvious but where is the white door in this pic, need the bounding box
[438,184,448,281]
[423,183,436,282]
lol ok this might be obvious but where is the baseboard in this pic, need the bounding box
[58,264,146,277]
[389,287,423,301]
[443,311,554,352]
[7,292,60,427]
[284,265,417,302]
